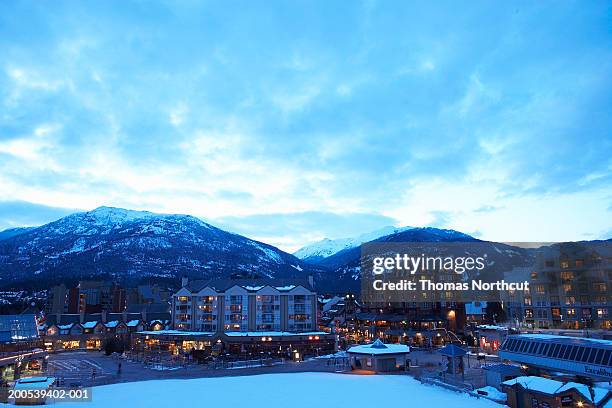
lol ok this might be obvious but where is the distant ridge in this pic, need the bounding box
[294,226,414,263]
[0,206,322,289]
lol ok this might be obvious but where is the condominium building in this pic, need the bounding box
[503,242,612,330]
[171,278,317,333]
[132,277,335,359]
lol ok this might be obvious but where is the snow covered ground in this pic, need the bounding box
[52,372,500,408]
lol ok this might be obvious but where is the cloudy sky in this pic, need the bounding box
[0,1,611,252]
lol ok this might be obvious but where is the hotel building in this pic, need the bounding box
[172,278,318,333]
[503,242,612,330]
[133,277,336,359]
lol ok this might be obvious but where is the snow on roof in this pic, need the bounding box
[557,382,610,404]
[126,320,141,327]
[511,334,612,347]
[242,284,296,291]
[275,285,296,291]
[348,339,410,355]
[105,320,119,328]
[244,285,264,291]
[15,377,55,389]
[148,319,169,325]
[503,376,567,394]
[82,321,99,329]
[57,324,73,330]
[503,376,610,403]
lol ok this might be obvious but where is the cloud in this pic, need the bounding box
[0,200,77,230]
[474,205,502,213]
[428,211,452,228]
[0,1,610,250]
[215,211,399,252]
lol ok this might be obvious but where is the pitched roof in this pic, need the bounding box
[503,376,611,404]
[438,344,467,356]
[348,340,410,355]
[185,278,313,293]
[81,321,100,329]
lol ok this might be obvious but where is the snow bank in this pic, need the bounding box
[54,372,500,408]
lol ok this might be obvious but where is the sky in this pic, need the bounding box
[0,1,611,253]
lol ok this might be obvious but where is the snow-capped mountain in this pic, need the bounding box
[314,227,536,292]
[294,226,414,262]
[0,206,321,289]
[0,208,546,293]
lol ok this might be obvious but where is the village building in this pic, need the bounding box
[499,334,612,382]
[502,376,612,408]
[38,309,170,351]
[0,315,46,382]
[347,339,410,372]
[132,278,336,359]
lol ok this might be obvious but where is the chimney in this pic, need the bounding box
[181,275,188,288]
[101,310,107,323]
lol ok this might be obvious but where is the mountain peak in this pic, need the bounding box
[294,225,414,261]
[0,206,317,289]
[86,206,156,221]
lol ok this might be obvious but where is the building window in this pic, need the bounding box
[535,285,545,294]
[566,308,576,317]
[560,260,570,269]
[593,283,607,293]
[531,272,538,280]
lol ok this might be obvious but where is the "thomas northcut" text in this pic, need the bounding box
[372,279,530,291]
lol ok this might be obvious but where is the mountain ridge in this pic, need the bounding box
[294,225,414,262]
[0,206,322,290]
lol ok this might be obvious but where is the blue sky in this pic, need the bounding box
[0,1,611,252]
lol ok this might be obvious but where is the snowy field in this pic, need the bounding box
[52,372,500,408]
